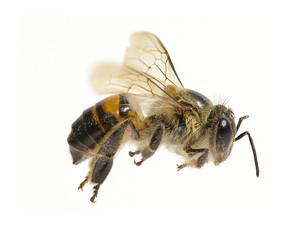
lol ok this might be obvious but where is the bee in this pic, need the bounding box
[67,32,259,203]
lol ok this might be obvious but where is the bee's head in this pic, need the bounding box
[206,105,236,165]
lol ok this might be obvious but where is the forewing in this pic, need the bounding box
[91,32,184,106]
[124,32,184,89]
[91,64,172,98]
[91,64,180,116]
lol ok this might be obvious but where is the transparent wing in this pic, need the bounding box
[124,32,184,89]
[90,32,184,106]
[91,64,182,116]
[91,64,173,97]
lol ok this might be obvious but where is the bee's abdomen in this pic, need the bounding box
[68,94,141,164]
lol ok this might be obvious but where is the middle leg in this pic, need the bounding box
[132,124,164,166]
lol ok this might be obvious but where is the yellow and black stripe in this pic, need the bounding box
[67,94,143,164]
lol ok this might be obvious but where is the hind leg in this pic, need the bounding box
[81,120,139,203]
[89,158,113,203]
[78,176,89,191]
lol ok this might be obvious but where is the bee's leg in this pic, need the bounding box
[176,163,188,171]
[177,147,209,171]
[88,120,139,203]
[128,150,140,157]
[78,176,89,191]
[195,149,209,168]
[90,158,113,203]
[134,125,164,166]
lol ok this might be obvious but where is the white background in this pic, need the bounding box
[2,1,308,240]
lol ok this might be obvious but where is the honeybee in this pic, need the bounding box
[68,32,259,203]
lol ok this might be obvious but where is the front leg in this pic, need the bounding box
[132,125,164,166]
[195,149,209,168]
[177,147,209,171]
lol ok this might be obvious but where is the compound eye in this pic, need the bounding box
[216,118,234,161]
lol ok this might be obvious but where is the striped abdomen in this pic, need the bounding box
[67,94,143,164]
